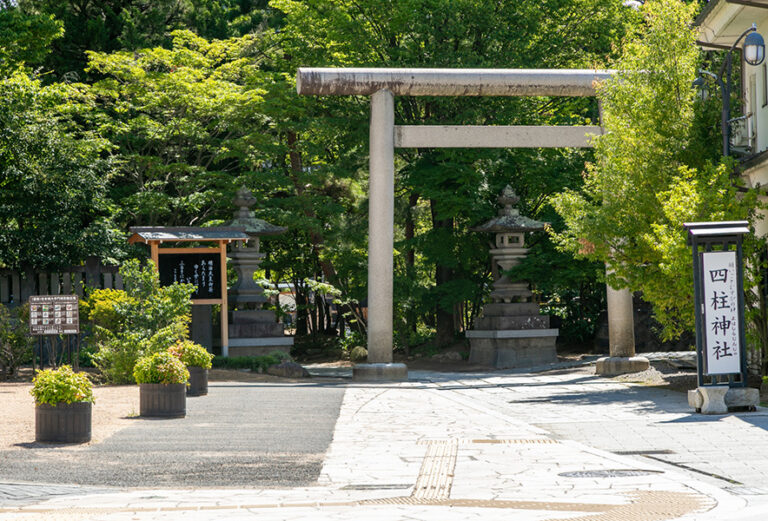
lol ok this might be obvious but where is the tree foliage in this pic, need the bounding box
[87,30,266,227]
[551,0,764,341]
[0,71,122,269]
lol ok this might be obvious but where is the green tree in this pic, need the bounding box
[0,1,62,74]
[16,0,191,78]
[550,0,764,343]
[86,30,266,227]
[0,71,122,270]
[267,0,639,347]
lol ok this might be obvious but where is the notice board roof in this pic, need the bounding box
[128,227,249,244]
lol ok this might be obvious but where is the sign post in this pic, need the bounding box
[28,294,80,371]
[684,221,756,413]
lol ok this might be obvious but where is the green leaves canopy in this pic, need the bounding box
[551,0,764,339]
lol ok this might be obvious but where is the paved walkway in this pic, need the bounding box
[3,364,768,520]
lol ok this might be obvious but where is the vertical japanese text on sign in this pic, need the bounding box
[157,253,221,299]
[701,251,741,375]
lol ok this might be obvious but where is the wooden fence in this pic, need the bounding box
[0,257,123,307]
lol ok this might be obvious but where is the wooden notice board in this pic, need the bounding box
[128,227,249,357]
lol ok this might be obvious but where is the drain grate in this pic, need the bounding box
[470,439,558,445]
[613,450,674,455]
[559,469,664,478]
[341,484,412,491]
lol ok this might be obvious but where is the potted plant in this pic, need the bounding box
[30,365,94,443]
[133,351,189,418]
[168,340,214,396]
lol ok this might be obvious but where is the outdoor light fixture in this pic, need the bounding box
[743,30,765,66]
[694,23,765,156]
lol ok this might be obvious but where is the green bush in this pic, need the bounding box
[133,351,189,384]
[168,340,214,369]
[87,259,195,383]
[211,351,291,373]
[30,365,94,406]
[349,346,368,362]
[0,303,33,379]
[84,288,135,332]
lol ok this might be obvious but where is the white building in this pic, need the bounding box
[697,1,768,236]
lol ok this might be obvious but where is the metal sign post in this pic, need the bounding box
[684,221,757,413]
[28,294,80,372]
[684,221,749,387]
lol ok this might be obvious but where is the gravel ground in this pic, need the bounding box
[0,371,345,488]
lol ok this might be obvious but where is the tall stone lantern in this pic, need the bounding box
[225,187,293,356]
[466,186,558,368]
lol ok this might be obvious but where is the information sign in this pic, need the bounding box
[701,251,741,375]
[157,253,221,299]
[29,295,80,336]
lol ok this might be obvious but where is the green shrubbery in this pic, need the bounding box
[211,351,291,373]
[133,351,189,385]
[168,340,214,369]
[86,260,194,383]
[30,365,94,406]
[0,303,33,379]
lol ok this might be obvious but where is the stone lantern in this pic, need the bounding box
[225,187,293,356]
[466,186,558,368]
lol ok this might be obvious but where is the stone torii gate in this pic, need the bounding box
[297,68,646,379]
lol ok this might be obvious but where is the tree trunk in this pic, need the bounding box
[430,200,455,347]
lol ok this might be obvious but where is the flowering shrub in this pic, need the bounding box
[30,365,94,406]
[168,340,213,369]
[133,351,189,385]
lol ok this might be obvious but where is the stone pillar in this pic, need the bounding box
[606,285,635,357]
[367,89,395,364]
[355,88,407,381]
[595,281,649,376]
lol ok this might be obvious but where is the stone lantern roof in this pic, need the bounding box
[227,186,287,236]
[469,186,546,233]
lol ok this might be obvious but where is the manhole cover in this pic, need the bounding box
[559,469,664,478]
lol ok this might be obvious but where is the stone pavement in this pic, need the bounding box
[3,364,768,520]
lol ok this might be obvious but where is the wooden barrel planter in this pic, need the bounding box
[139,383,186,418]
[187,366,208,396]
[35,402,92,443]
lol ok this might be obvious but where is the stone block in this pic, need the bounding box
[595,356,649,376]
[699,386,728,414]
[353,363,408,381]
[496,343,557,369]
[725,387,759,409]
[232,310,276,324]
[467,340,496,366]
[688,389,703,409]
[468,335,557,369]
[480,303,541,317]
[229,322,284,338]
[267,361,310,378]
[474,315,549,330]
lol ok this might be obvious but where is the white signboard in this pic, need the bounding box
[701,251,741,375]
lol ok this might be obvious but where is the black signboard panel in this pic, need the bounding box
[29,295,80,335]
[158,253,221,299]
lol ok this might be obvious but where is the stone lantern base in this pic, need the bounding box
[467,330,558,368]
